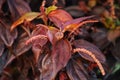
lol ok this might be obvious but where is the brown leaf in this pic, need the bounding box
[73,39,106,63]
[48,9,73,29]
[0,20,18,47]
[66,55,89,80]
[11,12,40,31]
[7,0,31,20]
[5,33,31,67]
[0,38,4,56]
[40,39,71,80]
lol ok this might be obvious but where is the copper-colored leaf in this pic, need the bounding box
[48,9,73,28]
[73,39,106,63]
[7,0,31,20]
[0,20,18,47]
[40,39,71,80]
[11,12,40,31]
[62,16,98,32]
[66,55,89,80]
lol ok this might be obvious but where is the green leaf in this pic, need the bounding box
[11,12,40,31]
[45,5,57,15]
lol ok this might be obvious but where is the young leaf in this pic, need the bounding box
[11,12,40,31]
[45,5,57,15]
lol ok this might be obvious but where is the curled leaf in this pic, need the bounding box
[11,12,40,31]
[45,5,57,15]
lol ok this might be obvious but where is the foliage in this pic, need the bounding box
[1,0,120,80]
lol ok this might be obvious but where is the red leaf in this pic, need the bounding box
[48,9,73,29]
[26,25,48,63]
[73,39,106,63]
[40,39,71,80]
